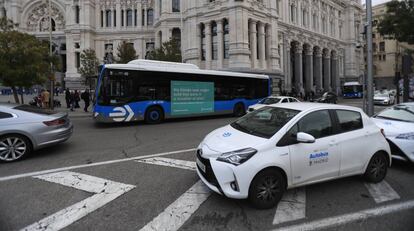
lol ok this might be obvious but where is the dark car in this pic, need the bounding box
[314,92,337,104]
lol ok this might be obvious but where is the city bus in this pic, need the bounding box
[93,60,270,123]
[342,81,363,98]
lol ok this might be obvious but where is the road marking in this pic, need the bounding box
[0,148,196,182]
[136,157,196,171]
[139,180,210,231]
[274,199,414,231]
[21,171,135,231]
[273,187,306,225]
[365,181,400,203]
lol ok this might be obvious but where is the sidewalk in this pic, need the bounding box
[0,94,93,118]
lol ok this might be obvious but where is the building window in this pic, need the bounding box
[276,0,280,14]
[106,10,111,27]
[379,42,385,52]
[127,9,133,26]
[212,21,218,60]
[223,19,229,59]
[383,54,386,61]
[330,20,334,36]
[302,9,306,27]
[313,13,317,30]
[101,11,103,27]
[145,42,155,59]
[290,5,295,23]
[142,9,145,26]
[75,5,80,24]
[172,0,180,12]
[201,24,206,60]
[159,0,162,15]
[75,52,80,69]
[172,28,181,48]
[339,23,342,38]
[147,9,154,25]
[121,10,124,26]
[372,33,376,38]
[134,9,137,26]
[373,43,377,52]
[104,44,114,63]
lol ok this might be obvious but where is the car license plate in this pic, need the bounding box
[196,158,206,173]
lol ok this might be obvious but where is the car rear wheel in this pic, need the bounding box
[248,169,286,209]
[364,152,388,183]
[0,135,32,162]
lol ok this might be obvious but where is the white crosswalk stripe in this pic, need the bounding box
[136,157,196,171]
[365,181,400,203]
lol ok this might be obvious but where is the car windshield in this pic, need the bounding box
[231,107,300,138]
[374,105,414,123]
[259,97,281,105]
[13,105,56,115]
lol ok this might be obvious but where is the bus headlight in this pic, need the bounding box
[217,148,257,165]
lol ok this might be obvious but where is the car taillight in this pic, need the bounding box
[43,118,66,126]
[380,128,386,138]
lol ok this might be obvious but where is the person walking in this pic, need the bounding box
[70,90,75,111]
[74,90,80,108]
[40,89,50,109]
[81,89,91,112]
[65,88,71,108]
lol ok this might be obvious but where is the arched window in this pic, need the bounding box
[212,21,217,60]
[106,10,112,27]
[223,19,229,59]
[127,9,133,26]
[172,0,180,12]
[147,9,154,25]
[201,24,206,61]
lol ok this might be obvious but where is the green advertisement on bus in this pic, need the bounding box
[171,81,214,116]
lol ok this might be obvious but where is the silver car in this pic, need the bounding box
[0,103,73,162]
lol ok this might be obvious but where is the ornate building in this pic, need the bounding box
[1,0,363,95]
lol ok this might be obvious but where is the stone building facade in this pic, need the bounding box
[1,0,364,95]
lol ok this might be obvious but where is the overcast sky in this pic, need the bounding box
[361,0,392,6]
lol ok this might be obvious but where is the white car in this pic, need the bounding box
[196,103,391,209]
[372,102,414,163]
[247,96,300,113]
[374,93,395,105]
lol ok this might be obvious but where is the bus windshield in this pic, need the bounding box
[343,85,363,94]
[98,69,136,106]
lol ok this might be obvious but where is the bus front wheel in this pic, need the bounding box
[145,106,164,124]
[233,103,246,117]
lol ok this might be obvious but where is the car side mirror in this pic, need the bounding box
[297,132,315,143]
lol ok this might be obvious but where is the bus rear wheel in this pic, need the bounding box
[145,106,164,124]
[233,103,246,117]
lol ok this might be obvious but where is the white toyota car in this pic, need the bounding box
[196,103,391,209]
[372,102,414,163]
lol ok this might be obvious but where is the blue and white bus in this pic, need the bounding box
[342,81,363,98]
[93,60,270,123]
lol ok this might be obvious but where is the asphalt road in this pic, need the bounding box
[0,98,413,231]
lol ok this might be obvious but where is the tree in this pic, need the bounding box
[116,41,138,63]
[377,0,414,44]
[0,17,58,104]
[148,38,182,62]
[78,49,100,89]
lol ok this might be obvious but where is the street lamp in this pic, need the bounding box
[43,0,54,109]
[366,0,374,116]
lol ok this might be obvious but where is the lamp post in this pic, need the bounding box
[47,0,54,110]
[366,0,374,116]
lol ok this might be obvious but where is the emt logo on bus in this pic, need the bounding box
[109,105,134,122]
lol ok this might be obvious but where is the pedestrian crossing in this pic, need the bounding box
[136,156,405,230]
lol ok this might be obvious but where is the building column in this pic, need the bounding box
[196,23,202,62]
[103,9,107,28]
[137,4,142,28]
[124,7,127,27]
[217,20,224,69]
[313,48,323,92]
[249,20,257,69]
[258,22,266,69]
[294,43,303,95]
[132,7,136,27]
[205,22,212,69]
[116,3,121,30]
[285,41,292,92]
[331,53,339,95]
[305,47,313,94]
[144,6,147,27]
[323,51,331,91]
[112,7,115,28]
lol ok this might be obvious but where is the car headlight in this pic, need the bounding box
[396,132,414,140]
[217,148,257,165]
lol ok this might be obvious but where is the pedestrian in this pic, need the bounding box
[74,90,80,108]
[65,88,71,108]
[81,89,91,112]
[40,89,50,109]
[70,91,75,111]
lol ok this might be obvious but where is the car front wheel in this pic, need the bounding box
[364,152,388,183]
[248,169,286,209]
[0,135,32,162]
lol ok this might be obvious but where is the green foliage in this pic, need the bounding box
[78,49,100,87]
[148,38,182,62]
[377,0,414,44]
[116,41,138,64]
[0,17,58,103]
